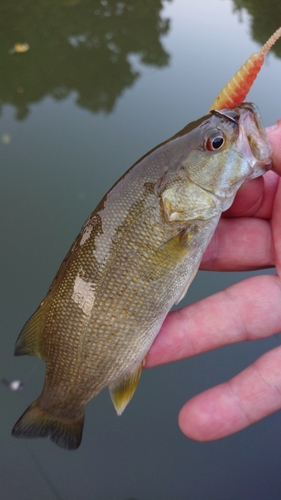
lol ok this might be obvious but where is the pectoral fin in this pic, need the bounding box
[139,230,192,283]
[109,363,143,416]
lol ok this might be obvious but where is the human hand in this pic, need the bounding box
[145,120,281,441]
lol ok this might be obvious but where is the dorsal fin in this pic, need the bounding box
[14,305,45,358]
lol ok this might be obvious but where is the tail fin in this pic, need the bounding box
[12,399,84,450]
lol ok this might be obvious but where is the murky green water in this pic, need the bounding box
[1,0,281,498]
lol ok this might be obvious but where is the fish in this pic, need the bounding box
[12,102,272,450]
[12,27,280,450]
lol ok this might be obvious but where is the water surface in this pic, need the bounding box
[1,1,281,498]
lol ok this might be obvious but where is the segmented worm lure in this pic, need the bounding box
[208,27,281,112]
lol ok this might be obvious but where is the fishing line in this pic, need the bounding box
[26,443,64,500]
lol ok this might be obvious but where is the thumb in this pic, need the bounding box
[267,119,281,177]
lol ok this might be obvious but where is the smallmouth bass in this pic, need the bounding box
[12,103,272,449]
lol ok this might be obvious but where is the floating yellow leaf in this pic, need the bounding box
[1,134,11,144]
[9,43,30,54]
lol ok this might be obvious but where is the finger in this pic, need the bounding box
[146,274,281,368]
[201,216,273,271]
[224,176,264,217]
[202,170,279,271]
[268,119,281,177]
[272,178,281,274]
[178,345,281,441]
[224,170,278,219]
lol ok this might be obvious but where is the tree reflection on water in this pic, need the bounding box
[232,0,281,54]
[0,0,171,120]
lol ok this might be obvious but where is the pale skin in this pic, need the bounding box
[145,119,281,441]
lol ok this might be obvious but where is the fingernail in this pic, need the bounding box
[266,124,277,132]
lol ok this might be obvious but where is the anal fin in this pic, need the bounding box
[109,363,143,416]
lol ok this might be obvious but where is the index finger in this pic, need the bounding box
[145,274,281,368]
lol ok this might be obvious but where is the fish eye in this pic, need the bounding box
[205,132,225,151]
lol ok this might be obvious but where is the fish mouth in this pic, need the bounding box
[220,103,273,177]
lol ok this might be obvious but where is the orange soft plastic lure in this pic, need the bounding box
[208,27,281,112]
